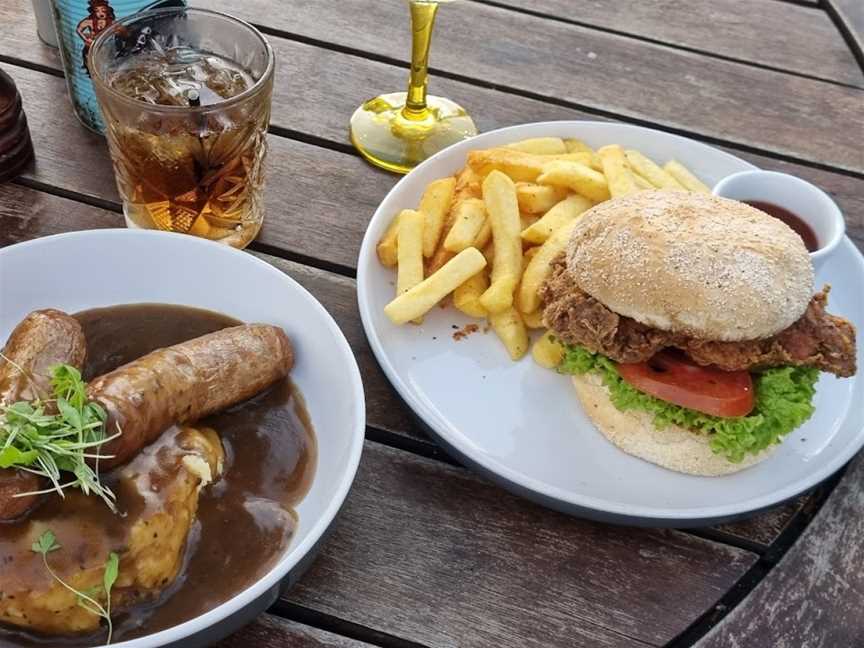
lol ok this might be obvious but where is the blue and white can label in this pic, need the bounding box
[50,0,185,133]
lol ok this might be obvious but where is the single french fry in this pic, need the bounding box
[396,209,425,324]
[420,176,457,257]
[505,137,567,155]
[479,171,523,314]
[564,138,594,155]
[453,269,489,318]
[598,145,639,198]
[467,148,547,182]
[474,217,492,250]
[427,188,463,272]
[376,214,401,267]
[488,306,529,360]
[632,171,654,190]
[517,220,579,314]
[625,150,685,190]
[468,149,600,182]
[516,183,569,214]
[480,275,517,313]
[521,194,592,245]
[443,198,487,253]
[537,160,610,203]
[481,240,495,266]
[453,166,483,204]
[523,308,545,329]
[664,160,711,193]
[561,151,603,172]
[396,210,424,294]
[385,248,487,324]
[532,331,565,369]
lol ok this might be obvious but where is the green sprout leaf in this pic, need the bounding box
[32,529,61,555]
[0,364,119,511]
[31,529,119,644]
[56,397,83,432]
[103,552,119,600]
[0,446,39,469]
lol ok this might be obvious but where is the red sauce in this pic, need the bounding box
[745,201,819,252]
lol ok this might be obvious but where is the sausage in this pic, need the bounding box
[89,324,293,469]
[0,309,87,521]
[0,309,87,404]
[0,470,43,520]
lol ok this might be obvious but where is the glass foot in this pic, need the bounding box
[349,92,477,174]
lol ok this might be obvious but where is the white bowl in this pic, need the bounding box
[0,229,366,648]
[712,169,845,272]
[357,120,864,526]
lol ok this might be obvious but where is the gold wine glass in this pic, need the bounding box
[349,0,477,174]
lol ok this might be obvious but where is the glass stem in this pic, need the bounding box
[403,0,439,120]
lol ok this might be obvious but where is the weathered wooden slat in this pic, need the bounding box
[0,5,61,71]
[712,496,806,547]
[200,0,864,172]
[2,2,862,172]
[695,452,864,648]
[0,180,809,549]
[216,615,377,648]
[5,57,864,268]
[286,442,757,648]
[474,0,863,86]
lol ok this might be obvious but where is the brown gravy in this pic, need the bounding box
[0,304,316,646]
[745,200,819,252]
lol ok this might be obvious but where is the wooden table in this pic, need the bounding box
[2,1,863,646]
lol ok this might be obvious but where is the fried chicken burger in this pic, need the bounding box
[540,190,857,476]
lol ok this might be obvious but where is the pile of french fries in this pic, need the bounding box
[379,136,710,365]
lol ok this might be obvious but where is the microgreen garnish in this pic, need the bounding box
[31,530,119,644]
[0,364,120,511]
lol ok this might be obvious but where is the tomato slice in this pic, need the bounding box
[617,351,754,418]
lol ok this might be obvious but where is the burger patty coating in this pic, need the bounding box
[540,256,857,377]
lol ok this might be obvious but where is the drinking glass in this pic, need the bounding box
[89,8,274,248]
[349,0,477,174]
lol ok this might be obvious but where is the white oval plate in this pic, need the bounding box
[0,230,365,647]
[357,121,864,526]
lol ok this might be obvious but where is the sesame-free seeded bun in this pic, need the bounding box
[565,191,814,341]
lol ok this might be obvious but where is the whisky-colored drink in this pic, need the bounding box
[90,8,274,248]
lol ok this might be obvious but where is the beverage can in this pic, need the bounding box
[50,0,185,133]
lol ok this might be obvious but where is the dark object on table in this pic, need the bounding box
[0,68,35,183]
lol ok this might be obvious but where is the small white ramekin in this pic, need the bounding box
[713,170,845,272]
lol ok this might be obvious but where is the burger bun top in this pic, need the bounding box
[565,190,814,341]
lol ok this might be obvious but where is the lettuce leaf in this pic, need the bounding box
[558,344,818,463]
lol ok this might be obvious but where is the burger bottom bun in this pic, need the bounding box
[571,374,774,477]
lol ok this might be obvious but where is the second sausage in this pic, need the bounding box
[88,324,294,469]
[0,309,87,521]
